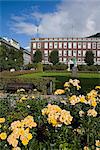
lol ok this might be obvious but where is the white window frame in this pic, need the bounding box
[44,42,48,49]
[68,42,72,49]
[73,50,77,57]
[73,42,77,49]
[59,50,62,56]
[97,51,100,57]
[97,42,100,49]
[78,42,81,49]
[78,50,81,56]
[44,50,48,56]
[54,42,58,49]
[49,42,53,49]
[92,42,96,49]
[59,42,62,48]
[68,50,72,56]
[37,42,41,49]
[59,57,62,62]
[87,42,91,49]
[83,50,86,57]
[63,42,67,49]
[63,50,67,56]
[83,42,86,49]
[33,43,36,49]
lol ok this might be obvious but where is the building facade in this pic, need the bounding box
[21,48,31,65]
[0,37,31,65]
[31,37,100,65]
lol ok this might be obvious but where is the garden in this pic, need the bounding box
[0,77,100,150]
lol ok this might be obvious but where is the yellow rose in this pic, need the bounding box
[22,138,29,145]
[0,118,5,123]
[27,133,32,140]
[83,146,90,150]
[87,109,97,117]
[12,147,21,150]
[0,132,7,140]
[91,101,97,107]
[96,140,100,147]
[54,89,65,95]
[95,86,100,89]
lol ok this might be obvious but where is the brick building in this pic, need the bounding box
[31,37,100,65]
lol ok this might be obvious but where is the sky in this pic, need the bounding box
[0,0,100,50]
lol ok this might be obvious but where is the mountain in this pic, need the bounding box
[87,33,100,38]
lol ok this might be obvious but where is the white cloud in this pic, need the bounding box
[10,0,100,37]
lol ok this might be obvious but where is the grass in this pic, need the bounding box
[18,71,100,93]
[19,71,100,79]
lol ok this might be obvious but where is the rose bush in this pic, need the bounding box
[0,79,100,150]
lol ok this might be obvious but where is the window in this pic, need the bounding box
[68,50,72,56]
[97,51,100,57]
[83,42,86,49]
[37,42,41,49]
[92,42,96,49]
[33,50,36,54]
[83,51,86,57]
[49,42,53,49]
[33,43,36,49]
[93,51,96,56]
[68,42,72,49]
[63,58,67,63]
[59,57,62,62]
[59,50,62,56]
[44,50,48,56]
[73,50,77,56]
[97,58,100,63]
[54,42,58,49]
[59,42,62,48]
[63,42,67,49]
[78,58,81,62]
[73,42,77,48]
[63,50,67,56]
[44,42,48,49]
[78,50,81,56]
[78,42,81,49]
[97,42,100,49]
[87,43,91,49]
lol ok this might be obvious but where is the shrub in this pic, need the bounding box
[43,63,68,71]
[0,79,99,149]
[36,63,43,72]
[78,65,99,72]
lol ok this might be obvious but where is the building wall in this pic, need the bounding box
[23,52,31,65]
[31,37,100,65]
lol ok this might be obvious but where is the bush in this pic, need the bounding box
[43,63,68,71]
[24,63,37,70]
[78,65,99,72]
[36,63,43,72]
[0,79,99,150]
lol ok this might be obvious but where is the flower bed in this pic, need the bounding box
[0,79,100,150]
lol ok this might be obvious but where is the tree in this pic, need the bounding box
[49,50,59,65]
[0,45,23,71]
[84,51,94,66]
[33,50,42,63]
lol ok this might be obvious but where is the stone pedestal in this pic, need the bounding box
[71,66,77,78]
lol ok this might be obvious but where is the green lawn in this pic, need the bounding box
[19,71,100,93]
[19,71,100,79]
